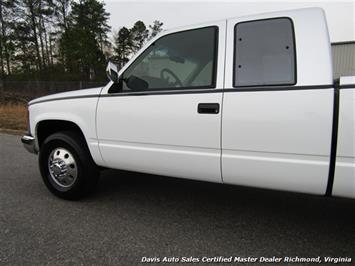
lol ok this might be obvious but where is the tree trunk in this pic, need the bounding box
[38,1,46,69]
[0,1,10,75]
[28,0,42,71]
[38,22,46,68]
[0,3,3,94]
[61,1,68,30]
[42,18,50,67]
[0,46,4,78]
[49,36,54,66]
[0,2,4,77]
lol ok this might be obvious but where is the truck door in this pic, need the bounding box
[222,8,334,194]
[97,22,226,183]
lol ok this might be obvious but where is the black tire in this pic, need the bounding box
[39,131,99,200]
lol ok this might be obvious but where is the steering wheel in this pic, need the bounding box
[160,68,183,87]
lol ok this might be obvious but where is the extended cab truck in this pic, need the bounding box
[22,8,355,200]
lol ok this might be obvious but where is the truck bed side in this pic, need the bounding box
[332,76,355,198]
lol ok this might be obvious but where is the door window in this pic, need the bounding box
[120,27,218,92]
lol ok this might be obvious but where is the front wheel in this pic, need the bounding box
[39,131,99,200]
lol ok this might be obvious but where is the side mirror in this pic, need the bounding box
[126,75,149,91]
[106,61,119,83]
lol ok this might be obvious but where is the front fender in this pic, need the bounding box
[29,98,105,166]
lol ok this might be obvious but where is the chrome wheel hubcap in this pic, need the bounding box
[48,148,78,188]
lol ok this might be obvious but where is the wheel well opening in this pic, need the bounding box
[36,120,86,148]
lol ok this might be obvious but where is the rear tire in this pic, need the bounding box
[39,131,99,200]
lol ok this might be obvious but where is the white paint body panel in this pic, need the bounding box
[97,93,222,182]
[222,8,334,194]
[333,77,355,198]
[29,87,102,105]
[29,86,106,166]
[221,89,333,194]
[96,20,226,182]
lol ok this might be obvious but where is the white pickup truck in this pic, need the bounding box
[22,8,355,200]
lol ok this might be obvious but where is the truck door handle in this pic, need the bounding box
[198,103,220,114]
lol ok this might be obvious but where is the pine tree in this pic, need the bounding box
[149,20,163,39]
[113,27,133,69]
[131,21,148,52]
[0,0,17,76]
[53,0,70,30]
[59,0,110,80]
[13,21,37,74]
[0,0,163,82]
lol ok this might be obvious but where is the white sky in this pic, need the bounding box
[105,0,354,42]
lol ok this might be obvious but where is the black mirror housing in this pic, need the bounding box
[126,75,149,91]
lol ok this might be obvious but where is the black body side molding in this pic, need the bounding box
[325,80,340,196]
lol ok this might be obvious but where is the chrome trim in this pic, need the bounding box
[48,147,78,188]
[21,134,38,154]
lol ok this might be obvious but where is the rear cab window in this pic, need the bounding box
[234,18,296,87]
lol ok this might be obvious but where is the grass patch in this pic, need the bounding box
[0,104,27,132]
